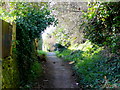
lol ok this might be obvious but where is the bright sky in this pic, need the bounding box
[42,25,56,40]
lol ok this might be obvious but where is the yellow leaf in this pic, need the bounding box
[69,61,75,64]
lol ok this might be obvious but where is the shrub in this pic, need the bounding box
[56,41,120,88]
[37,50,47,56]
[14,2,57,87]
[23,61,43,88]
[28,61,43,83]
[37,50,47,62]
[81,2,120,55]
[54,43,67,52]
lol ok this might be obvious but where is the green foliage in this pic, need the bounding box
[56,41,120,88]
[1,2,57,87]
[37,50,47,62]
[54,43,67,52]
[56,49,71,58]
[25,61,43,88]
[52,28,71,47]
[15,2,56,87]
[30,61,43,78]
[37,50,47,56]
[81,2,120,54]
[2,56,20,88]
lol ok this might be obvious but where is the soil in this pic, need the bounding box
[33,52,79,89]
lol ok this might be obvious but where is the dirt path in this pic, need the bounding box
[34,52,79,88]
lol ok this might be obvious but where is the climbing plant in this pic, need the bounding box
[1,2,57,87]
[15,2,57,86]
[81,2,120,54]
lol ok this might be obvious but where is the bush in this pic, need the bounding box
[14,2,56,87]
[37,50,47,56]
[37,50,47,62]
[28,61,43,83]
[81,2,120,55]
[54,43,67,52]
[22,61,43,88]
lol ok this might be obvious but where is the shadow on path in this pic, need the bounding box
[34,52,78,88]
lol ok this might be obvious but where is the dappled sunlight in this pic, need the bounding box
[56,44,120,88]
[68,40,93,51]
[1,1,120,89]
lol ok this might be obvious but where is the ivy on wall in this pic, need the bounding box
[15,2,57,86]
[1,2,57,87]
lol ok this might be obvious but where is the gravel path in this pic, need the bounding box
[34,52,78,88]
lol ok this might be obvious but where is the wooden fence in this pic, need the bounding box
[0,19,2,90]
[0,19,16,59]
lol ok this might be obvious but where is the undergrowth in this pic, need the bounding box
[56,41,120,88]
[37,50,47,56]
[2,56,20,88]
[24,60,43,88]
[37,50,47,62]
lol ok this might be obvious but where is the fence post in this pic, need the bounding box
[0,19,2,90]
[0,20,2,59]
[2,20,12,58]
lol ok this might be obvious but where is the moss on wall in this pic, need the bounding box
[2,21,20,88]
[0,60,2,89]
[2,55,20,88]
[38,38,43,50]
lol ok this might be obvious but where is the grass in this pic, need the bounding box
[37,50,47,56]
[25,60,43,88]
[37,50,47,62]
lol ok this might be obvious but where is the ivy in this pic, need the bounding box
[1,2,57,87]
[15,2,57,86]
[81,2,120,55]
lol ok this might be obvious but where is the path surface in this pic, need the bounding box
[34,52,78,88]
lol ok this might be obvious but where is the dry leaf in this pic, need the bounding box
[69,61,75,64]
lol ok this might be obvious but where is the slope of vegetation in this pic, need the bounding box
[56,41,120,88]
[54,2,120,88]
